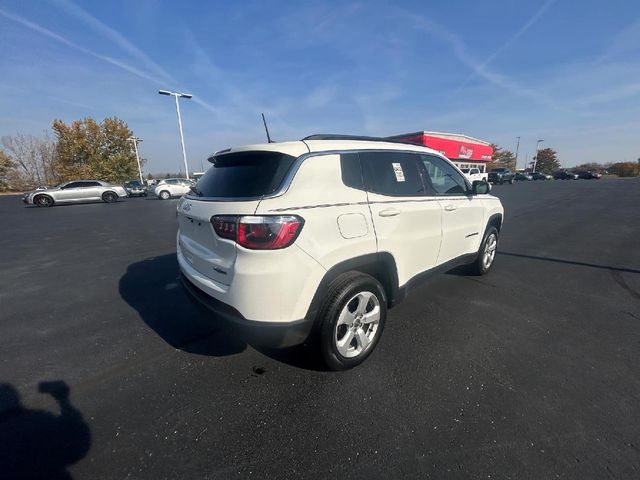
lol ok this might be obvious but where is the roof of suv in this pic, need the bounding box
[211,137,444,160]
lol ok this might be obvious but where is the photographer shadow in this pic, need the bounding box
[0,381,91,480]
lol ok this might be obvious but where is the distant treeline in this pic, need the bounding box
[0,117,142,191]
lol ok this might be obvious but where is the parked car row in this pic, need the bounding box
[22,177,196,207]
[487,168,600,184]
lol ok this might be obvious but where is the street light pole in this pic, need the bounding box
[128,136,144,183]
[533,139,544,173]
[159,90,193,180]
[514,136,521,171]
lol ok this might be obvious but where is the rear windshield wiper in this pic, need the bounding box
[189,186,203,196]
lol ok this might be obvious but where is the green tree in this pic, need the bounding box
[488,144,516,171]
[533,147,560,173]
[52,117,142,183]
[572,162,605,173]
[609,162,639,177]
[0,151,14,191]
[0,150,13,176]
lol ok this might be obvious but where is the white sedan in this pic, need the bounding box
[154,178,195,200]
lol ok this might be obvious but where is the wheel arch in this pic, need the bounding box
[304,253,400,325]
[487,213,503,233]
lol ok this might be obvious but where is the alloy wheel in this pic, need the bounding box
[334,291,381,358]
[483,233,497,269]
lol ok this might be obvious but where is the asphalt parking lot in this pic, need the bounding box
[1,179,639,479]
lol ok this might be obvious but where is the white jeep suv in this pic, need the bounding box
[177,135,503,370]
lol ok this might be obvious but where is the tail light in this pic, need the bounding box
[211,215,304,250]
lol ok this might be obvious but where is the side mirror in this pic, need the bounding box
[472,180,491,195]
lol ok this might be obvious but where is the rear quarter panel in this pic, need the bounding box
[255,153,377,270]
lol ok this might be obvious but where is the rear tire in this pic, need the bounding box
[33,194,53,207]
[102,191,118,203]
[316,272,387,371]
[467,226,499,276]
[509,178,514,184]
[158,190,170,200]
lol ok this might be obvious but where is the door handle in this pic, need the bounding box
[379,208,401,217]
[444,205,457,212]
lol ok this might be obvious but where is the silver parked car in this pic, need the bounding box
[22,180,128,207]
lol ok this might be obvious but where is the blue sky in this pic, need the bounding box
[1,0,639,172]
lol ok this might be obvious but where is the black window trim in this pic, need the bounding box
[185,148,466,202]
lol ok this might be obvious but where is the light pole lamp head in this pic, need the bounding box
[158,90,172,96]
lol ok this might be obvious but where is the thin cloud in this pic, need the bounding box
[0,6,225,120]
[473,0,558,75]
[52,0,176,84]
[0,7,161,84]
[579,83,640,106]
[409,12,558,108]
[597,17,640,62]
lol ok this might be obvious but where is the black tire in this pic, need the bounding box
[509,178,514,184]
[316,272,387,371]
[467,226,499,276]
[158,190,170,200]
[102,191,118,203]
[33,194,54,207]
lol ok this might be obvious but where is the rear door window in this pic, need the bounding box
[195,151,297,198]
[360,152,426,197]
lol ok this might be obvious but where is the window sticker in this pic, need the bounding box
[392,162,405,182]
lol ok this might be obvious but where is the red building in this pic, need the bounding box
[388,131,493,173]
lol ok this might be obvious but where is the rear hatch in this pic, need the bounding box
[177,149,301,285]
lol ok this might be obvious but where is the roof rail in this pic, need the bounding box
[301,134,423,146]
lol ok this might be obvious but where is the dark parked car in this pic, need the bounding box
[554,171,579,180]
[488,168,515,185]
[124,180,147,197]
[577,171,602,179]
[530,172,552,180]
[514,172,533,181]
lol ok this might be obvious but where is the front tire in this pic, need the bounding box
[468,226,499,276]
[102,191,118,203]
[158,190,170,200]
[316,272,387,371]
[33,194,54,207]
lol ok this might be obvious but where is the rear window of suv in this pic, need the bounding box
[195,151,297,198]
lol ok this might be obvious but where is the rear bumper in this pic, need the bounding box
[180,274,314,348]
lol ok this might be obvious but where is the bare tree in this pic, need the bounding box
[0,133,57,188]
